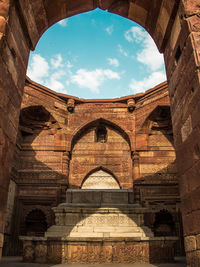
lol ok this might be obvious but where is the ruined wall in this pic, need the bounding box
[0,0,199,264]
[2,78,184,255]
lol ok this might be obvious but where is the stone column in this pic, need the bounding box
[62,151,70,179]
[0,1,31,259]
[59,151,71,202]
[132,151,140,180]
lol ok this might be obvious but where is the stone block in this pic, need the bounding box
[35,242,47,263]
[196,234,200,250]
[71,190,101,204]
[70,232,103,238]
[87,244,101,263]
[47,241,62,264]
[22,240,35,262]
[66,243,88,263]
[186,250,200,267]
[76,226,93,233]
[101,191,128,204]
[184,235,197,252]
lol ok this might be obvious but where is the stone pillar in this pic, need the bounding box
[59,151,70,202]
[163,2,200,265]
[132,151,140,180]
[62,151,70,179]
[0,2,31,259]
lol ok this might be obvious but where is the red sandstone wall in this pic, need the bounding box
[0,0,199,264]
[3,78,184,255]
[70,125,132,189]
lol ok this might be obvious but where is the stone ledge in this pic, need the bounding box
[20,235,178,242]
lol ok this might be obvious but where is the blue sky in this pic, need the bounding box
[27,8,166,99]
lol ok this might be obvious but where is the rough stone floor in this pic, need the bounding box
[0,257,187,267]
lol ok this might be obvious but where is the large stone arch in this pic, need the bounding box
[70,117,132,151]
[81,166,121,189]
[140,105,174,145]
[69,117,132,189]
[0,1,200,264]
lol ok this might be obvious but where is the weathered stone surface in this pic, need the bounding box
[0,1,200,265]
[20,236,177,264]
[3,78,183,257]
[184,235,197,252]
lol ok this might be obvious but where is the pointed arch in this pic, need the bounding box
[25,209,48,236]
[11,1,180,52]
[140,105,172,134]
[19,105,61,135]
[70,117,132,151]
[81,166,121,189]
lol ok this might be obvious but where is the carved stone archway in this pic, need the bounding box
[0,1,200,264]
[82,168,120,189]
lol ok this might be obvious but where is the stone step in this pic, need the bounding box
[69,232,146,238]
[109,232,146,237]
[69,232,104,237]
[45,225,154,238]
[84,226,142,233]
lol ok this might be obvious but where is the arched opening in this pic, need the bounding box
[141,105,174,145]
[25,209,47,236]
[69,118,132,189]
[81,168,120,189]
[153,209,174,237]
[26,8,166,99]
[95,126,107,143]
[0,1,199,265]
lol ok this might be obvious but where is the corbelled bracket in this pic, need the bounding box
[67,98,75,112]
[127,98,135,112]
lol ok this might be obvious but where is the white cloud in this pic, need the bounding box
[137,37,164,71]
[71,68,120,93]
[129,71,166,94]
[105,25,113,35]
[107,58,119,67]
[58,19,68,27]
[45,70,65,92]
[125,26,146,43]
[27,54,49,83]
[50,54,63,69]
[118,44,128,57]
[125,26,164,71]
[67,60,73,69]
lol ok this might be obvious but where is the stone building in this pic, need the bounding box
[3,78,184,261]
[0,1,200,265]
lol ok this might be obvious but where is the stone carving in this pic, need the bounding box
[35,243,47,263]
[127,98,136,112]
[82,170,120,189]
[47,242,62,263]
[23,244,35,262]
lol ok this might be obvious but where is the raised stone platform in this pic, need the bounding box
[20,190,178,264]
[20,236,178,264]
